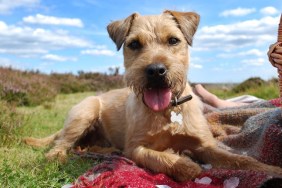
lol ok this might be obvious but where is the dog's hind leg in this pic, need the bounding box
[45,96,102,161]
[127,146,202,182]
[195,146,282,177]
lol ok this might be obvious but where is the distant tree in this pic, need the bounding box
[108,66,120,76]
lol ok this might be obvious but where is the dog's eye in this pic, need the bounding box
[168,37,180,45]
[127,40,142,50]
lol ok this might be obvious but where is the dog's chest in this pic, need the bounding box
[146,107,189,136]
[167,106,185,126]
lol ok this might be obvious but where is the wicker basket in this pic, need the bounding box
[278,14,282,42]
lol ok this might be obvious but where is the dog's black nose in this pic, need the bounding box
[146,63,167,78]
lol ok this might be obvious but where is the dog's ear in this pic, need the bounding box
[164,10,200,46]
[107,13,139,51]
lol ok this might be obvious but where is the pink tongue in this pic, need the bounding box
[143,88,172,111]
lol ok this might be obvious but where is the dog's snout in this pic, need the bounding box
[146,63,167,78]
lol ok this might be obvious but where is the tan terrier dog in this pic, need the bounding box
[25,10,282,181]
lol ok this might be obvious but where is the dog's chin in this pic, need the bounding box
[143,87,172,112]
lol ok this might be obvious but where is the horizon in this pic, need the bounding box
[0,0,281,83]
[1,65,274,85]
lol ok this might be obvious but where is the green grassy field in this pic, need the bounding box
[0,92,97,188]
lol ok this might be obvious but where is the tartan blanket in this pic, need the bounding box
[64,99,282,188]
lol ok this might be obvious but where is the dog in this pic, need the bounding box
[24,10,282,181]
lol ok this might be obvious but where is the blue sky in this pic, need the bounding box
[0,0,281,83]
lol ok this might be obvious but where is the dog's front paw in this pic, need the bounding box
[267,165,282,177]
[172,157,202,182]
[45,149,67,163]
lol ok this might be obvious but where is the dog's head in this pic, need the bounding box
[107,10,199,112]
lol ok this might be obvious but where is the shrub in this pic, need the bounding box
[50,73,91,94]
[0,84,29,105]
[0,101,26,146]
[229,77,279,100]
[0,67,125,106]
[77,71,124,91]
[0,68,57,106]
[231,77,266,93]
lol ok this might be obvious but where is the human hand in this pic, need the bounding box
[269,44,282,67]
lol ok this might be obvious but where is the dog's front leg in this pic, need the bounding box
[127,146,202,182]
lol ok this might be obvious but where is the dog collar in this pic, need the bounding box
[171,94,192,106]
[169,95,192,126]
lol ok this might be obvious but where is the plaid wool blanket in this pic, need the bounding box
[64,99,282,188]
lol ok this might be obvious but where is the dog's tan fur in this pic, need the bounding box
[24,11,282,181]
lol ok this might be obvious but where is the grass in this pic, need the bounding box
[204,77,279,100]
[207,83,279,100]
[0,92,97,188]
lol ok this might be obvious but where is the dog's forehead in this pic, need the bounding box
[129,14,182,37]
[134,14,175,26]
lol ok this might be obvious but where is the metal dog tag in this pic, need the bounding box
[170,111,183,125]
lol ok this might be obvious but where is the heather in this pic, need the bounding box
[0,67,124,106]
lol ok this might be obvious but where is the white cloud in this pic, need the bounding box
[0,0,39,14]
[189,56,204,69]
[260,7,279,16]
[190,63,203,69]
[0,57,13,67]
[92,45,108,50]
[0,57,23,69]
[0,21,91,57]
[194,15,280,51]
[241,58,265,66]
[238,49,264,56]
[0,48,47,55]
[218,49,265,58]
[42,54,77,62]
[81,48,115,56]
[23,14,84,27]
[220,7,256,17]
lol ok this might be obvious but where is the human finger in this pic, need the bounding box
[274,45,282,53]
[273,58,282,65]
[270,53,282,59]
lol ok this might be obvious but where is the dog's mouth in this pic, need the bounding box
[143,87,172,112]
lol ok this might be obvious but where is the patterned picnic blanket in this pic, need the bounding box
[64,99,282,188]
